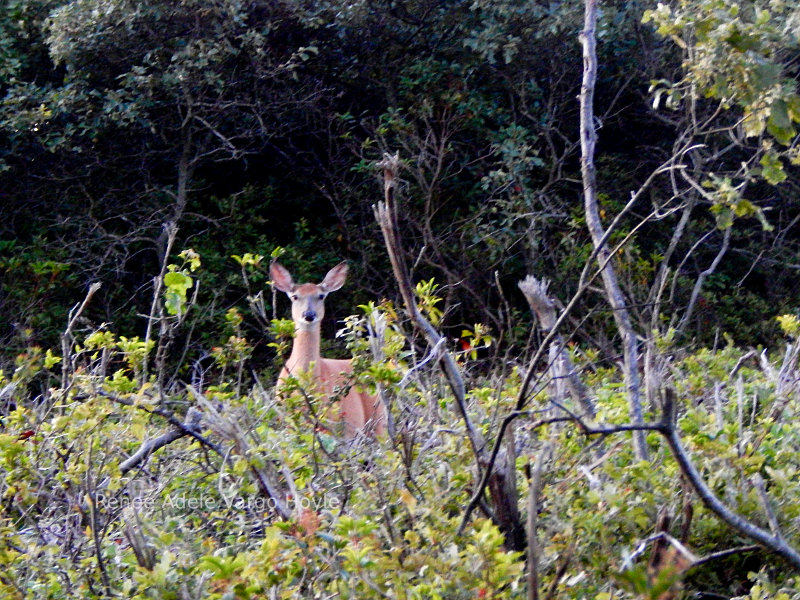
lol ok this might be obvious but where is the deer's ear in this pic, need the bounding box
[320,262,348,292]
[270,261,295,293]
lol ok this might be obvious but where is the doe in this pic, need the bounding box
[270,261,385,438]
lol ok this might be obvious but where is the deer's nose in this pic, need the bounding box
[302,310,316,322]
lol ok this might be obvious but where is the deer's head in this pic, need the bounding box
[270,261,349,330]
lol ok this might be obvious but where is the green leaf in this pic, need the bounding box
[710,204,734,229]
[787,95,800,123]
[319,432,337,454]
[733,198,756,217]
[164,271,192,292]
[751,63,781,91]
[724,27,758,52]
[163,271,193,315]
[759,152,787,185]
[767,99,795,145]
[44,349,62,369]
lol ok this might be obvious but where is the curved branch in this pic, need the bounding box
[90,389,223,457]
[658,390,800,570]
[119,408,203,475]
[675,226,731,335]
[465,385,800,570]
[61,282,102,390]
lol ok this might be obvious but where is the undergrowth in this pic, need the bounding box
[1,253,799,599]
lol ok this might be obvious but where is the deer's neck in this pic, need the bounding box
[285,327,322,376]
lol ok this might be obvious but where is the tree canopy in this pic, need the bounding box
[2,0,798,357]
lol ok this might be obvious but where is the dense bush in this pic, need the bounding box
[1,263,799,598]
[2,0,799,367]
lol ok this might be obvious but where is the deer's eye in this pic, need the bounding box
[290,294,299,301]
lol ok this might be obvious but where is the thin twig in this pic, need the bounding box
[61,282,102,390]
[687,545,762,569]
[398,337,446,389]
[86,440,113,597]
[729,350,756,379]
[627,531,699,569]
[141,222,178,384]
[676,226,731,334]
[752,474,785,542]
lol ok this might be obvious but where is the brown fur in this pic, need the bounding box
[271,261,385,437]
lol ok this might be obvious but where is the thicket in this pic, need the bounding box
[1,0,800,598]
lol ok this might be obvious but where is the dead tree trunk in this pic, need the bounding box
[518,276,596,420]
[374,153,525,551]
[579,0,648,461]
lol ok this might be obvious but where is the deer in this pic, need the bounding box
[270,260,386,438]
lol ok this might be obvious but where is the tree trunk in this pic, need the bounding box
[579,0,648,461]
[375,154,525,551]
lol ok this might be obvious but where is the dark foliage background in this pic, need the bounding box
[1,0,798,370]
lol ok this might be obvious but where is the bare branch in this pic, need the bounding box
[119,408,203,475]
[374,153,524,550]
[191,387,291,520]
[374,153,485,457]
[752,474,785,542]
[469,383,800,570]
[91,389,223,458]
[579,0,647,460]
[141,222,178,385]
[676,226,731,334]
[659,390,800,569]
[626,531,699,569]
[688,545,762,569]
[61,282,102,390]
